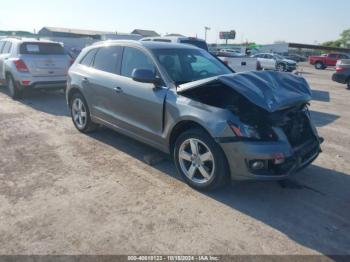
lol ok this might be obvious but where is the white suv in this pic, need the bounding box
[0,38,71,98]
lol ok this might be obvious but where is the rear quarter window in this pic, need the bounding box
[79,49,98,67]
[20,43,65,55]
[0,41,5,53]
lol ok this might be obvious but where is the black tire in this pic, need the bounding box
[347,78,350,89]
[6,74,22,99]
[173,128,230,191]
[70,92,97,133]
[276,63,286,72]
[315,62,324,70]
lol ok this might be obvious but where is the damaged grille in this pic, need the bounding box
[281,110,315,147]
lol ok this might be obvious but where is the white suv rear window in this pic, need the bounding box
[20,43,65,55]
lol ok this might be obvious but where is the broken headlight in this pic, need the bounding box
[228,122,261,140]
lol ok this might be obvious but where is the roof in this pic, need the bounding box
[0,37,59,44]
[131,29,160,37]
[39,27,113,36]
[91,40,199,50]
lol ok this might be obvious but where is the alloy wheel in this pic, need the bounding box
[277,64,285,72]
[178,138,215,184]
[72,98,87,129]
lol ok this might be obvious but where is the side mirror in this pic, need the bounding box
[132,68,161,85]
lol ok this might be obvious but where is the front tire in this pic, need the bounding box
[276,63,286,72]
[70,92,97,133]
[6,74,22,99]
[174,128,229,191]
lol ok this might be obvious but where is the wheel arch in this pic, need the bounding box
[67,86,84,106]
[168,120,213,156]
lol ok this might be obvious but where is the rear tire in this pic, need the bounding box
[6,74,22,99]
[173,128,230,191]
[315,62,324,70]
[347,78,350,89]
[70,92,97,133]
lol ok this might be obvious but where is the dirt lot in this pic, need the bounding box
[0,63,349,256]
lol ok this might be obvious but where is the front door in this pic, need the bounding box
[113,46,168,144]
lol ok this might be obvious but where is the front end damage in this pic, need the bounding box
[178,71,323,180]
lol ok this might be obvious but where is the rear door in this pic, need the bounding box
[327,54,339,66]
[83,45,124,125]
[264,54,277,69]
[19,42,70,77]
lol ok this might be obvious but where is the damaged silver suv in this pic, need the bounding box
[66,40,323,191]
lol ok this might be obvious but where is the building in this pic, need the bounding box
[131,29,160,37]
[38,27,113,39]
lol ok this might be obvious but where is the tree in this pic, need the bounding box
[322,40,342,48]
[340,29,350,48]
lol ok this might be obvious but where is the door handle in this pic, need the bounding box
[114,87,123,93]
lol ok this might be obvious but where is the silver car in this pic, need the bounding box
[0,38,71,98]
[66,40,322,191]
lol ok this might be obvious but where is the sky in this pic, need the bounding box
[1,0,349,44]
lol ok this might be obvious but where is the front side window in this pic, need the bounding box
[93,46,122,74]
[152,48,232,85]
[121,47,156,78]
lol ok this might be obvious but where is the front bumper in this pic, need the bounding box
[286,64,297,72]
[219,138,322,181]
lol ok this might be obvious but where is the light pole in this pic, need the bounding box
[204,26,211,42]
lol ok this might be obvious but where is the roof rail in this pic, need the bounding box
[3,35,22,40]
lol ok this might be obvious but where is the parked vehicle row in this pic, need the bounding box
[332,59,350,88]
[309,53,350,70]
[0,37,71,98]
[251,53,297,72]
[66,40,322,191]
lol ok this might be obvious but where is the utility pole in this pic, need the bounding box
[204,26,211,42]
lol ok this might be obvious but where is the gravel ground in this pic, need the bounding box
[0,63,349,256]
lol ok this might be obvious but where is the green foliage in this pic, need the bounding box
[323,29,350,48]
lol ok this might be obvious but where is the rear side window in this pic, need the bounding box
[0,41,5,53]
[20,43,65,55]
[93,46,122,74]
[328,54,337,58]
[121,47,156,78]
[2,42,12,54]
[80,49,97,67]
[180,39,208,51]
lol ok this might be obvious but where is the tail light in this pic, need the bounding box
[336,67,346,72]
[14,59,29,73]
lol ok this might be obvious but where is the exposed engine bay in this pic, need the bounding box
[180,81,316,146]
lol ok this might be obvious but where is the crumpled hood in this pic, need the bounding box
[177,71,312,112]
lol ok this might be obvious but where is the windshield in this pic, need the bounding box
[152,48,232,85]
[274,54,285,60]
